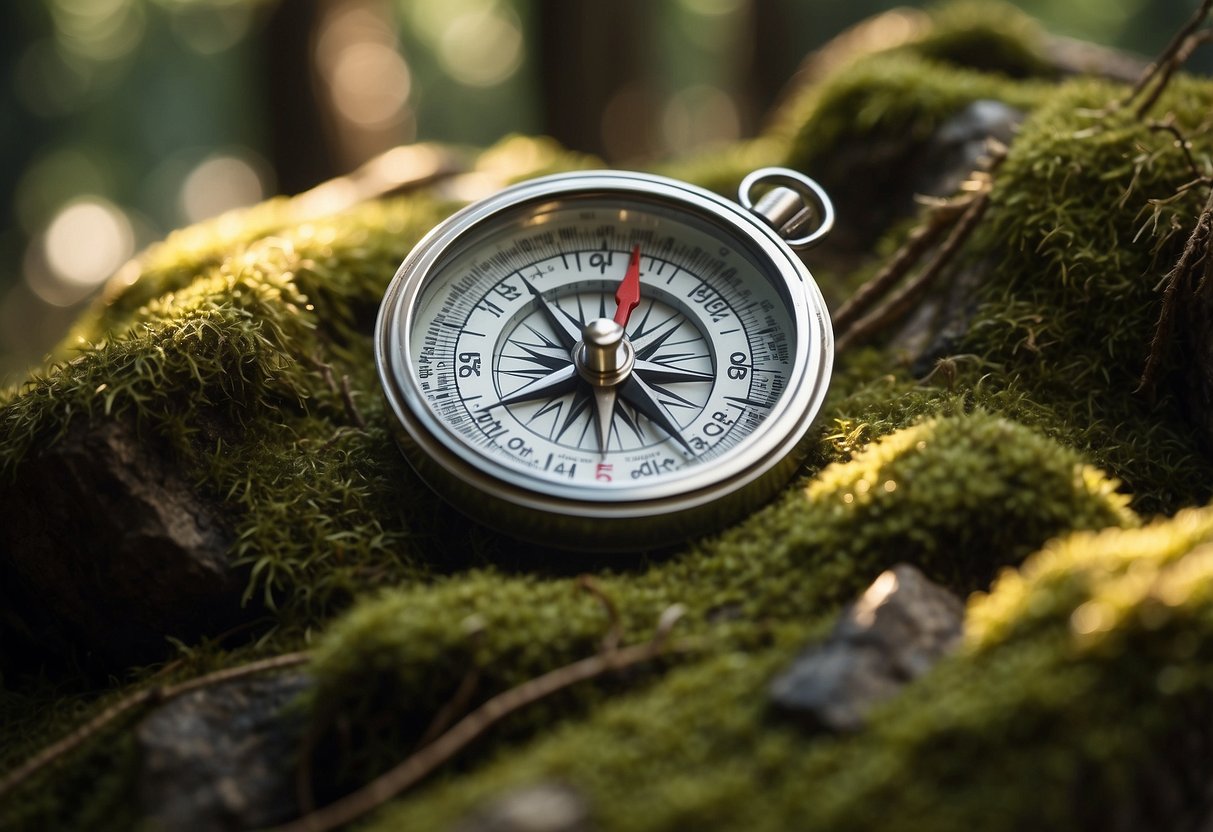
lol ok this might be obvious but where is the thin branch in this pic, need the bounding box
[832,197,970,332]
[415,620,486,749]
[837,188,991,353]
[339,374,367,429]
[302,354,339,395]
[1137,186,1213,395]
[1147,116,1205,181]
[0,689,161,801]
[576,575,622,653]
[1123,0,1213,108]
[1133,29,1213,119]
[271,607,693,832]
[158,652,311,700]
[834,142,1006,344]
[0,652,311,800]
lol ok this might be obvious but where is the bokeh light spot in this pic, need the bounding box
[660,84,740,154]
[16,150,111,234]
[43,198,134,289]
[168,2,254,55]
[50,0,146,62]
[438,8,524,87]
[677,0,744,16]
[180,153,268,223]
[331,43,413,127]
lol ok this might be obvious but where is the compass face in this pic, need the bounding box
[376,170,832,546]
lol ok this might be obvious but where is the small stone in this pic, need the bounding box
[450,782,595,832]
[136,672,310,832]
[769,564,964,732]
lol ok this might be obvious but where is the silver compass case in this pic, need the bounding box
[375,168,834,551]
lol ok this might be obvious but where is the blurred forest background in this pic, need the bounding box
[0,0,1205,385]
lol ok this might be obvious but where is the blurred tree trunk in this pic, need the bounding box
[537,0,653,160]
[258,0,337,194]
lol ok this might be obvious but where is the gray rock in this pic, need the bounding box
[807,99,1024,287]
[0,416,244,668]
[137,672,310,832]
[450,782,594,832]
[887,102,1024,368]
[914,99,1024,199]
[769,564,964,732]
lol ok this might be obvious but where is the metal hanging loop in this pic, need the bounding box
[738,167,835,251]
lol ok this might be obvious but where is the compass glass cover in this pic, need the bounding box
[397,189,814,500]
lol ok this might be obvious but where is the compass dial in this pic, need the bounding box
[494,288,714,455]
[376,170,832,549]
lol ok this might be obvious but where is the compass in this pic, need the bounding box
[375,168,834,550]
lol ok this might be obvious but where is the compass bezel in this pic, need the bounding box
[375,169,833,546]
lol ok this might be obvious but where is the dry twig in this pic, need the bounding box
[1138,186,1213,395]
[302,354,339,395]
[339,374,367,429]
[837,187,992,354]
[833,142,1006,352]
[1133,29,1213,119]
[0,652,311,800]
[415,618,487,749]
[576,574,623,653]
[1148,115,1207,181]
[832,197,970,332]
[1122,0,1213,118]
[271,606,693,832]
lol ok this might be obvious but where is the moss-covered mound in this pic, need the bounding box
[304,412,1134,783]
[4,2,1213,830]
[375,505,1213,832]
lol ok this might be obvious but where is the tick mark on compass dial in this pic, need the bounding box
[408,204,795,491]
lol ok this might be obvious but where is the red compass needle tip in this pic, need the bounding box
[613,244,642,327]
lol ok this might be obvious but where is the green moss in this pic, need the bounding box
[781,52,1047,177]
[930,75,1213,513]
[369,504,1213,832]
[0,197,466,635]
[3,5,1213,828]
[663,1,1051,203]
[471,134,602,185]
[0,634,306,832]
[0,727,141,832]
[304,412,1133,784]
[909,1,1056,79]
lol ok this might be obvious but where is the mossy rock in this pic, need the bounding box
[3,3,1213,830]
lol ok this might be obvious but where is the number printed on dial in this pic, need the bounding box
[407,197,797,490]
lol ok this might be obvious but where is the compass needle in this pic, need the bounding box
[520,274,582,348]
[613,245,643,326]
[489,364,578,409]
[618,376,694,455]
[376,167,834,549]
[633,359,714,386]
[592,387,616,459]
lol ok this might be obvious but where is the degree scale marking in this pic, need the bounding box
[411,208,794,488]
[457,246,749,453]
[436,242,775,460]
